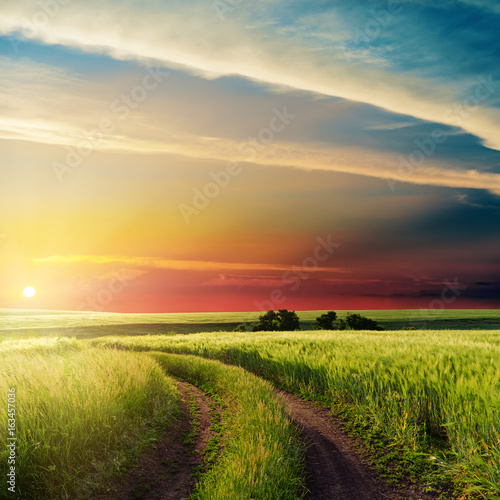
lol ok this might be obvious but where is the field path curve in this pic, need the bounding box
[97,380,222,500]
[277,390,434,500]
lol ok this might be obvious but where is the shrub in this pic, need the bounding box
[233,323,249,332]
[337,313,384,331]
[314,311,338,330]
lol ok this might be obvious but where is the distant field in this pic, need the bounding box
[1,308,499,338]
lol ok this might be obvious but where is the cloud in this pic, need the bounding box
[1,55,500,195]
[458,0,500,14]
[1,0,500,152]
[33,254,348,274]
[1,3,500,196]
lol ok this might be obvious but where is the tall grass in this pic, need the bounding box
[151,352,305,500]
[0,344,180,499]
[93,329,500,498]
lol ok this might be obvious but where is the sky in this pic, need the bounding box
[0,0,499,313]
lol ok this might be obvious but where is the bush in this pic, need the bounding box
[337,313,384,331]
[314,311,338,330]
[252,310,301,331]
[234,323,249,332]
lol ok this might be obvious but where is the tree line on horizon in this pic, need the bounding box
[234,309,384,332]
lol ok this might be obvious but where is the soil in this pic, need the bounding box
[97,379,439,500]
[277,390,438,500]
[96,381,221,500]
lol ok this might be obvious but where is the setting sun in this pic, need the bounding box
[23,287,36,298]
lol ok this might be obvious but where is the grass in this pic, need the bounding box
[1,308,499,338]
[202,396,223,474]
[2,308,500,498]
[187,385,224,480]
[0,336,306,499]
[0,340,181,499]
[151,353,306,500]
[184,390,202,449]
[93,329,500,499]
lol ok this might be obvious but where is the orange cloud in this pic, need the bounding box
[33,254,348,274]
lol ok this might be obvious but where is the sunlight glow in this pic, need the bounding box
[23,287,36,298]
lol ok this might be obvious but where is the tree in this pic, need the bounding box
[252,309,300,331]
[315,311,337,330]
[337,313,384,331]
[277,309,301,331]
[252,310,280,331]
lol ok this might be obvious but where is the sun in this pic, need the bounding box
[23,287,36,298]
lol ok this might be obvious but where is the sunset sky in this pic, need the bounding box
[1,0,499,312]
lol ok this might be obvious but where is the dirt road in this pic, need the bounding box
[97,381,221,500]
[277,390,435,500]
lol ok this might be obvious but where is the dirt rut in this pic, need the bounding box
[277,390,437,500]
[98,381,221,500]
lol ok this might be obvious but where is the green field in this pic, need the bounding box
[2,308,499,338]
[0,337,305,499]
[0,342,181,498]
[1,309,500,499]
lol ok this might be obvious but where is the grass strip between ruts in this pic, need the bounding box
[149,352,306,500]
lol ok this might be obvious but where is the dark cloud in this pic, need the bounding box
[387,199,500,249]
[451,190,500,209]
[323,0,500,80]
[464,284,500,301]
[363,283,500,303]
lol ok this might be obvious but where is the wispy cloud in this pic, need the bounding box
[2,56,500,195]
[1,0,500,152]
[33,254,348,274]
